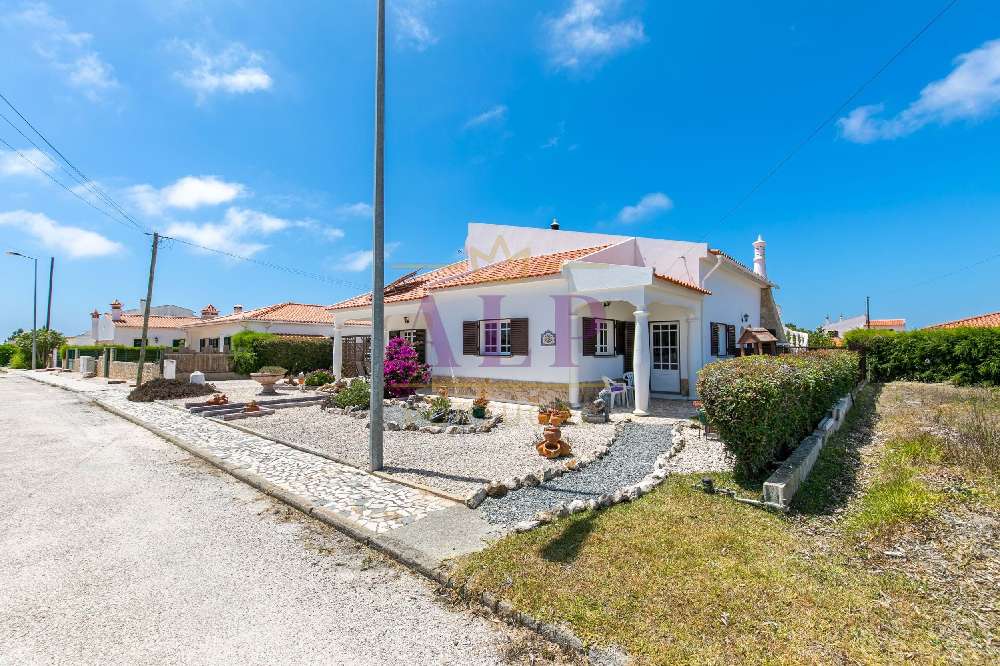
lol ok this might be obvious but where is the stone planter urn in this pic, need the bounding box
[250,372,283,396]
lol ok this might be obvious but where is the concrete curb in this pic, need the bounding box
[19,371,605,663]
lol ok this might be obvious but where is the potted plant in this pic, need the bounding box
[472,389,489,419]
[537,403,550,425]
[250,365,286,395]
[549,398,572,422]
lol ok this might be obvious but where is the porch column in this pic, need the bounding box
[332,324,344,380]
[686,315,701,398]
[217,335,225,352]
[568,314,581,407]
[632,309,650,416]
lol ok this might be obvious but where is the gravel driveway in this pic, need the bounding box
[244,404,619,499]
[0,375,526,665]
[479,421,679,526]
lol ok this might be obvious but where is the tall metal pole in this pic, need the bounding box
[136,232,159,386]
[369,0,386,471]
[45,257,54,331]
[865,296,870,329]
[31,256,37,370]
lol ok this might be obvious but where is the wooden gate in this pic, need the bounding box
[342,335,371,378]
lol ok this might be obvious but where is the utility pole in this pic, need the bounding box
[865,296,870,330]
[369,0,386,471]
[136,232,159,386]
[45,257,54,331]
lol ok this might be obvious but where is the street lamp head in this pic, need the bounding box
[6,250,35,260]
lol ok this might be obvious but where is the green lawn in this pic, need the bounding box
[455,384,1000,664]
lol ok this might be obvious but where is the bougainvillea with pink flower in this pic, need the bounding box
[383,337,430,397]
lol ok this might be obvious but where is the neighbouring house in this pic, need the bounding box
[327,221,786,412]
[178,302,371,352]
[784,326,809,348]
[90,299,201,348]
[821,314,906,339]
[924,310,1000,329]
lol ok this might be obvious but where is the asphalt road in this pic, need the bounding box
[0,374,527,665]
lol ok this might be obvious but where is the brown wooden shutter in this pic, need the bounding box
[412,329,427,364]
[509,318,529,356]
[710,322,719,356]
[462,321,479,356]
[614,320,625,355]
[726,325,737,356]
[623,321,635,372]
[582,317,596,357]
[388,329,401,340]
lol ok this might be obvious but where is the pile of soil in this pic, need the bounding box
[127,378,218,402]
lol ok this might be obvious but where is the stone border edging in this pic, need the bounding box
[761,380,868,510]
[18,371,607,664]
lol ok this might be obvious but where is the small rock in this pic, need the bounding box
[403,422,419,431]
[467,488,487,508]
[624,485,641,501]
[445,425,460,435]
[514,519,541,532]
[565,459,579,471]
[638,479,657,493]
[612,489,627,503]
[497,600,515,618]
[502,477,521,491]
[485,482,507,498]
[595,445,609,457]
[542,468,559,481]
[522,473,541,487]
[554,503,570,518]
[567,499,588,514]
[586,498,600,511]
[598,494,614,507]
[385,420,400,431]
[535,510,555,523]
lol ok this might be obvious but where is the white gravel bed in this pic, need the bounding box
[162,379,321,407]
[242,404,622,499]
[665,422,734,473]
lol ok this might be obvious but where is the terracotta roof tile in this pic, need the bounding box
[653,272,712,295]
[114,314,201,328]
[869,318,905,328]
[181,302,335,327]
[327,260,471,310]
[925,311,1000,329]
[428,245,608,290]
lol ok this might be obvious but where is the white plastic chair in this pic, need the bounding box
[601,376,628,409]
[622,371,636,405]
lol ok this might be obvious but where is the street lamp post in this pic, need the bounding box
[6,250,37,370]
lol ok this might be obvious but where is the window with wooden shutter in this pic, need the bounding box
[388,329,401,340]
[710,322,720,356]
[509,318,529,356]
[462,321,480,356]
[411,329,427,363]
[582,317,596,357]
[726,324,737,356]
[615,320,626,355]
[622,321,635,372]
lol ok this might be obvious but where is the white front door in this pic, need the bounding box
[650,321,681,393]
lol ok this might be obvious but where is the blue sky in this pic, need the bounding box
[1,0,999,338]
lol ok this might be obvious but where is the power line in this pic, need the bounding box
[0,135,145,234]
[712,0,961,230]
[0,92,147,232]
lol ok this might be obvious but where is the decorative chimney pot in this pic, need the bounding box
[201,304,219,320]
[110,299,123,322]
[752,235,767,279]
[233,304,243,314]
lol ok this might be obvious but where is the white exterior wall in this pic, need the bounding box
[111,326,190,347]
[700,262,763,365]
[182,320,340,348]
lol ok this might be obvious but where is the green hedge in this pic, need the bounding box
[697,351,860,478]
[241,336,331,375]
[0,343,14,366]
[845,327,1000,385]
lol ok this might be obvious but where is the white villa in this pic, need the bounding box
[88,299,369,352]
[328,221,786,413]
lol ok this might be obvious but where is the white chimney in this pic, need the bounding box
[233,304,243,315]
[110,299,123,322]
[752,235,766,278]
[91,309,100,340]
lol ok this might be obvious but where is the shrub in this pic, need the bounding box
[13,329,66,366]
[9,349,30,369]
[0,343,15,366]
[128,378,218,402]
[383,336,430,397]
[331,377,370,409]
[231,348,258,375]
[305,370,334,387]
[231,330,275,350]
[246,336,331,375]
[845,327,1000,385]
[423,393,451,420]
[697,351,859,478]
[257,366,287,376]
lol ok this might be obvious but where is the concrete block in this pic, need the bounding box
[763,435,825,508]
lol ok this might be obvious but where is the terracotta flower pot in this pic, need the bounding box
[555,409,571,422]
[537,439,562,458]
[548,415,564,427]
[537,412,550,425]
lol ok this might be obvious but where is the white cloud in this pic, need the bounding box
[128,176,245,215]
[6,3,118,100]
[339,242,400,272]
[0,210,122,257]
[335,202,373,218]
[840,38,1000,143]
[321,227,346,241]
[541,121,567,149]
[544,0,646,71]
[171,41,273,102]
[0,148,57,179]
[464,105,508,130]
[393,0,438,51]
[616,192,673,223]
[164,206,305,257]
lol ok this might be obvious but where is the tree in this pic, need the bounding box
[13,329,66,367]
[7,328,24,342]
